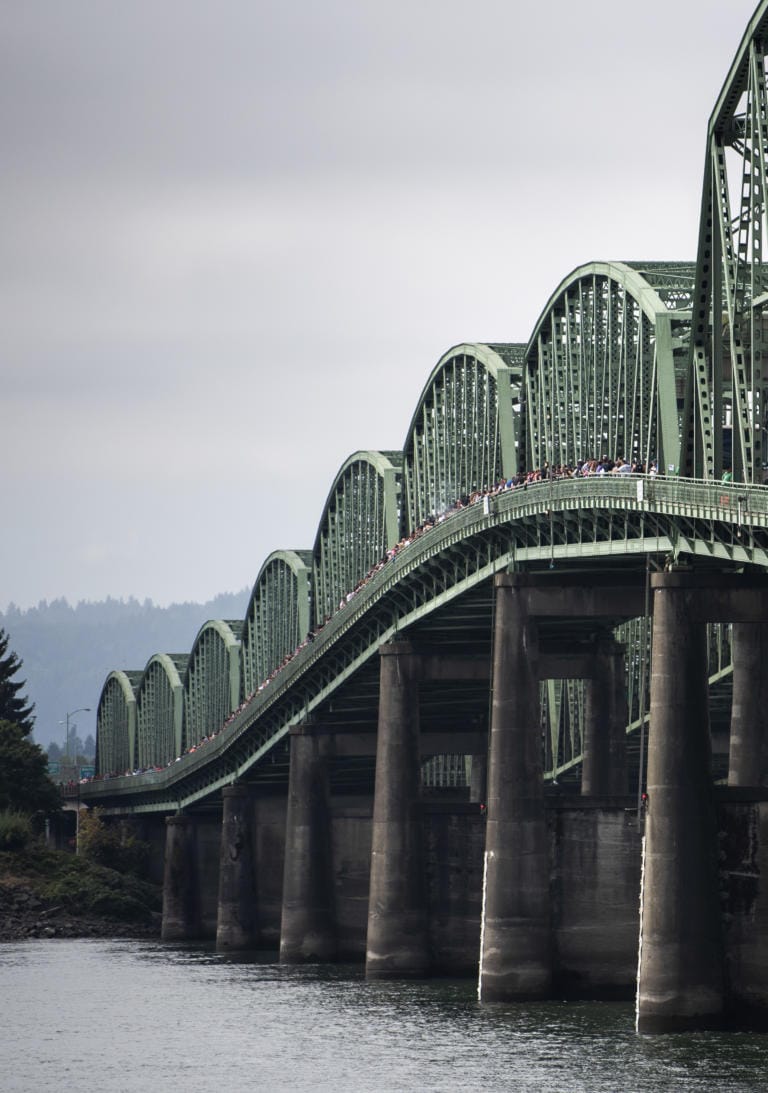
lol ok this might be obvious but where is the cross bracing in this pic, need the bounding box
[403,344,522,530]
[523,263,693,475]
[242,551,312,699]
[184,620,242,753]
[313,451,402,625]
[95,670,141,776]
[87,2,768,811]
[135,653,186,770]
[685,1,768,482]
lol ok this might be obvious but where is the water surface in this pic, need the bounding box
[2,940,767,1092]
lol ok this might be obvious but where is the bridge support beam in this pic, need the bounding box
[636,573,725,1032]
[216,784,258,951]
[729,622,768,786]
[280,725,336,963]
[366,642,428,979]
[478,573,552,1001]
[161,813,200,941]
[582,641,628,796]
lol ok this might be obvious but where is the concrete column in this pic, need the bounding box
[216,784,258,951]
[470,751,488,804]
[582,641,629,796]
[478,573,552,1001]
[729,622,768,786]
[280,726,336,963]
[636,573,725,1032]
[161,813,199,941]
[366,642,428,979]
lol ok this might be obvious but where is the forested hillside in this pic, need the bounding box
[0,591,250,748]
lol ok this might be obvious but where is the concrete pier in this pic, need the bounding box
[365,642,428,979]
[216,784,258,951]
[478,573,552,1001]
[470,751,488,804]
[729,622,768,787]
[161,813,199,941]
[280,726,336,963]
[582,641,628,796]
[636,573,725,1031]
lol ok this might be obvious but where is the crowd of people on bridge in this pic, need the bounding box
[85,454,661,784]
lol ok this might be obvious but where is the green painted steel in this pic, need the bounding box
[523,263,694,475]
[88,3,768,813]
[136,653,187,770]
[87,474,768,813]
[95,670,141,776]
[184,620,243,751]
[312,451,402,625]
[685,1,768,483]
[242,550,313,696]
[402,343,523,531]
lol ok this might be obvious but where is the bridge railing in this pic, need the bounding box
[86,473,768,801]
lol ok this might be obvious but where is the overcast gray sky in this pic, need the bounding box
[1,0,760,611]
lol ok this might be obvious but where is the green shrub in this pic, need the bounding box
[0,810,34,851]
[79,808,150,878]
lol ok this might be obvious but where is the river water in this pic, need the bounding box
[2,940,767,1092]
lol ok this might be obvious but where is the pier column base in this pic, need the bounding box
[478,574,552,1001]
[366,642,428,979]
[280,726,336,963]
[161,813,199,941]
[636,573,725,1032]
[216,784,258,951]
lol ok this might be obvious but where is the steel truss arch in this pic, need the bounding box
[242,550,313,697]
[184,620,243,749]
[523,262,694,474]
[312,450,403,625]
[95,669,141,777]
[136,653,187,769]
[402,343,524,531]
[685,1,768,483]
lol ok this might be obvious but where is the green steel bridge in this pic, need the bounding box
[88,2,768,815]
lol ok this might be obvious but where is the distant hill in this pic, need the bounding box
[0,591,250,748]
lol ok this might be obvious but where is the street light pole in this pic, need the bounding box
[64,707,91,767]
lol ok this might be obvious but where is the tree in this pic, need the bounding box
[0,720,60,814]
[0,628,35,735]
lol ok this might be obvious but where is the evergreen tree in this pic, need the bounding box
[0,720,60,814]
[0,628,35,734]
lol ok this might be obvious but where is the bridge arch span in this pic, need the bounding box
[184,619,243,751]
[242,549,313,697]
[95,669,141,777]
[312,450,402,625]
[136,653,187,770]
[686,1,768,483]
[402,342,524,532]
[522,261,695,475]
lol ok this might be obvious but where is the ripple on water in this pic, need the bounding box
[1,940,767,1093]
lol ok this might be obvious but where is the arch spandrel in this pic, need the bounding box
[242,549,313,696]
[184,620,243,750]
[401,343,524,531]
[685,1,768,483]
[136,653,187,769]
[95,669,141,777]
[522,262,694,474]
[312,451,403,625]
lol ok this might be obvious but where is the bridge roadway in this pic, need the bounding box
[79,473,768,814]
[73,2,768,1031]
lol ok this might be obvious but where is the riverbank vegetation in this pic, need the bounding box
[0,810,161,940]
